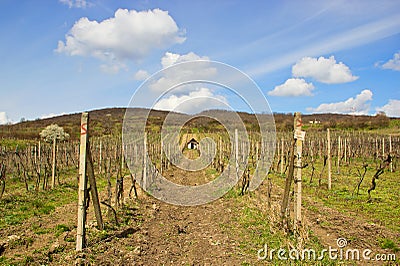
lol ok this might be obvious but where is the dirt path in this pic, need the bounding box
[1,160,399,265]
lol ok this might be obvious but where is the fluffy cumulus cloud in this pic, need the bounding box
[149,52,216,93]
[0,112,11,125]
[161,52,209,69]
[56,8,185,68]
[308,89,373,115]
[268,78,314,97]
[59,0,91,8]
[381,52,400,71]
[133,70,150,81]
[292,56,358,84]
[376,99,400,117]
[153,88,227,114]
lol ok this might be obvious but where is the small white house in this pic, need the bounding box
[187,138,199,150]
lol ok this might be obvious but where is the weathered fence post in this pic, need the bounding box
[87,142,104,230]
[294,112,305,231]
[280,114,296,229]
[51,135,57,189]
[143,132,147,190]
[327,128,332,190]
[99,140,102,174]
[337,135,341,174]
[38,141,42,182]
[235,129,239,182]
[280,138,284,175]
[76,112,89,251]
[389,135,393,172]
[160,137,163,175]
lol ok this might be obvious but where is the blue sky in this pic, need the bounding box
[1,0,400,123]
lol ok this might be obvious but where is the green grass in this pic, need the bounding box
[379,238,400,252]
[220,188,340,265]
[54,224,71,237]
[270,156,400,234]
[0,172,78,229]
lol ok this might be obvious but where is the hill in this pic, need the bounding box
[0,107,398,140]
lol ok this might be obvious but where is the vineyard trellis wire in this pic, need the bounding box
[0,120,398,237]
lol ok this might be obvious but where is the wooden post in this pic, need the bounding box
[219,137,222,172]
[34,145,37,166]
[87,143,104,230]
[389,135,393,172]
[337,135,341,174]
[160,137,163,174]
[344,138,347,164]
[76,112,89,251]
[99,140,102,174]
[294,112,304,231]
[280,138,284,175]
[327,129,332,190]
[38,141,41,181]
[51,135,57,189]
[382,137,385,158]
[143,132,147,190]
[280,115,296,227]
[235,129,239,182]
[121,143,125,176]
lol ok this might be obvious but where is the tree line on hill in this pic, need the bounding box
[0,108,396,140]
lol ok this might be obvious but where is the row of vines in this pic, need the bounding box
[1,128,397,204]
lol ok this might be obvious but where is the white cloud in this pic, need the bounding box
[292,56,358,84]
[153,88,228,114]
[308,89,373,115]
[149,52,216,93]
[59,0,92,8]
[381,52,400,71]
[376,99,400,117]
[161,52,209,69]
[0,112,11,125]
[56,8,185,67]
[133,69,150,81]
[268,78,314,97]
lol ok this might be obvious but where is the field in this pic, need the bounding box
[0,108,399,265]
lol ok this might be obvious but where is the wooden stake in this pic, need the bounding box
[280,138,284,175]
[344,138,347,164]
[99,140,102,174]
[389,135,393,172]
[38,141,41,182]
[235,129,239,182]
[51,135,57,189]
[294,112,304,230]
[87,142,104,230]
[160,137,163,174]
[327,128,332,190]
[280,116,296,227]
[337,135,341,174]
[76,112,89,251]
[143,132,147,190]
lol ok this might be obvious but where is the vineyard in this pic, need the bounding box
[0,108,399,265]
